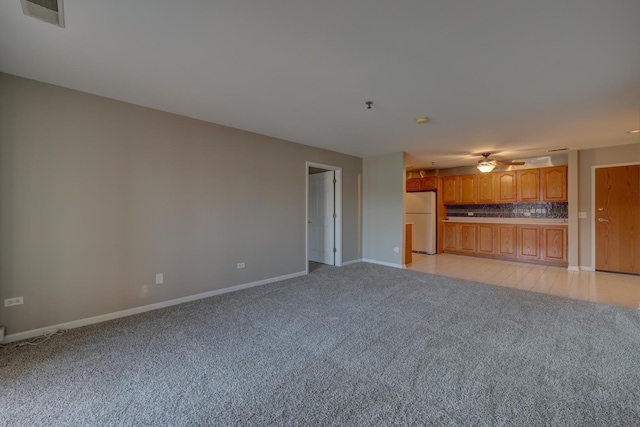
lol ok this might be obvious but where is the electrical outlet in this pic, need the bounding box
[523,212,531,217]
[393,247,400,253]
[4,297,24,307]
[579,212,587,219]
[467,212,474,216]
[155,273,163,285]
[237,262,245,269]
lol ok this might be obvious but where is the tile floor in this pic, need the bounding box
[407,253,640,309]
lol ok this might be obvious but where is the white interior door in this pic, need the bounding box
[308,171,335,265]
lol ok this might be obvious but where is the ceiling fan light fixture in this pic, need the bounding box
[477,161,496,173]
[629,129,640,134]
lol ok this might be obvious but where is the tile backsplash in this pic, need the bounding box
[446,202,568,218]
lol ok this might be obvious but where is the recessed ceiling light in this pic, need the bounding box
[416,116,429,124]
[628,129,640,134]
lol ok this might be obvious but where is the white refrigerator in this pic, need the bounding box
[405,191,437,255]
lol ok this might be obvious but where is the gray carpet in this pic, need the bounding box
[2,263,640,426]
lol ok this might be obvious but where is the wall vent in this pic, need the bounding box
[20,0,65,28]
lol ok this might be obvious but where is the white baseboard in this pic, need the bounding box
[2,270,306,344]
[362,259,403,269]
[567,266,580,272]
[580,266,596,272]
[342,259,362,266]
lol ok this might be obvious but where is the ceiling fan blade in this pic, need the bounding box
[494,160,525,166]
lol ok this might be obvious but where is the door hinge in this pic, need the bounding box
[333,178,337,184]
[333,212,337,219]
[333,248,337,253]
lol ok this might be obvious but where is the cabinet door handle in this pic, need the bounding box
[598,218,609,222]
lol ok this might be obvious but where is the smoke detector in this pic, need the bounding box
[20,0,65,28]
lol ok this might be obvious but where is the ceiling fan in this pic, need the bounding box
[477,152,525,173]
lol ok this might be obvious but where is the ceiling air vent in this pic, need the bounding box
[20,0,65,28]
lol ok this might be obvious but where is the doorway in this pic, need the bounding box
[306,162,342,273]
[594,164,640,274]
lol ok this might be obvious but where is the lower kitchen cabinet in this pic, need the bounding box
[477,224,496,255]
[460,224,477,252]
[542,226,567,263]
[443,222,567,266]
[518,225,541,260]
[443,222,460,251]
[496,225,517,257]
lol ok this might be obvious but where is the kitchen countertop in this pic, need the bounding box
[442,217,568,225]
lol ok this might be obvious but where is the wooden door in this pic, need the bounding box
[595,165,640,274]
[477,173,495,203]
[442,176,458,204]
[517,169,540,201]
[495,171,517,202]
[541,166,567,201]
[459,175,477,204]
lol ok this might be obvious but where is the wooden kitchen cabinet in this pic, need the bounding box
[406,178,421,192]
[458,174,477,204]
[495,171,517,203]
[443,222,460,251]
[477,173,495,203]
[406,176,438,192]
[477,224,496,255]
[443,221,566,266]
[460,224,477,252]
[517,169,540,202]
[541,166,567,201]
[542,226,567,263]
[405,223,413,264]
[518,225,541,260]
[420,176,437,190]
[442,176,459,204]
[496,225,517,257]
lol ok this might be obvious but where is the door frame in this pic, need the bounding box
[306,162,343,273]
[590,161,640,271]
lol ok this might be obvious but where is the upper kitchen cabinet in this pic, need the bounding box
[477,173,495,203]
[406,178,421,192]
[442,176,458,204]
[517,169,540,202]
[459,175,477,204]
[420,176,437,190]
[495,171,517,203]
[541,166,567,201]
[406,176,437,192]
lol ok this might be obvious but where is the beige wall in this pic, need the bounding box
[577,143,640,268]
[0,73,362,335]
[362,152,404,266]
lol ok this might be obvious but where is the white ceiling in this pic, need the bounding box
[1,0,639,168]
